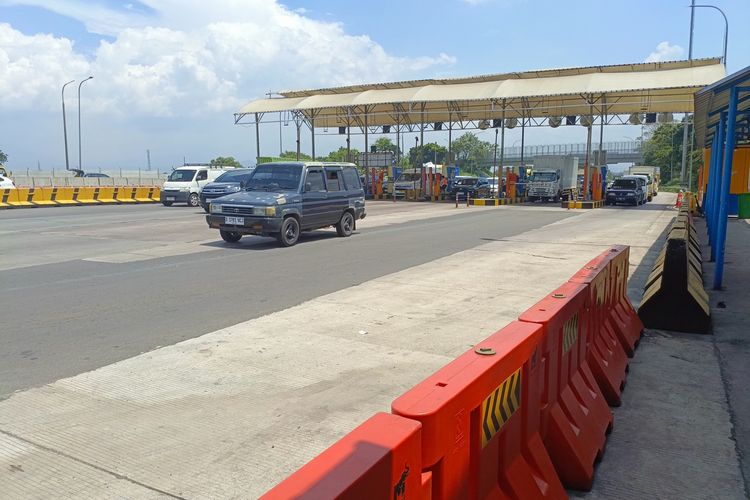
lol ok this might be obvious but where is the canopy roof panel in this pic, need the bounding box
[694,65,750,148]
[237,58,725,126]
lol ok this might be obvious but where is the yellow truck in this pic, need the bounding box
[629,166,660,200]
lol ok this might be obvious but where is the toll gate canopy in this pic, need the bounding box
[236,58,725,130]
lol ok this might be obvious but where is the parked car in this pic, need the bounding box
[199,168,254,212]
[448,176,491,199]
[206,162,366,247]
[83,172,110,178]
[605,177,646,206]
[0,175,16,189]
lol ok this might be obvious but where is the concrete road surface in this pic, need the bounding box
[1,195,745,499]
[0,202,572,397]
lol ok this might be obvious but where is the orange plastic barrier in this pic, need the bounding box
[607,246,644,356]
[262,412,427,499]
[569,250,630,406]
[519,282,612,491]
[392,321,566,500]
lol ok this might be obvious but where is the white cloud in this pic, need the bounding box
[0,24,90,110]
[0,1,456,117]
[644,41,685,63]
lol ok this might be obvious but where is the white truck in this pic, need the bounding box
[527,156,578,202]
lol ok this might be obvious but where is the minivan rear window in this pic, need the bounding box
[342,168,361,189]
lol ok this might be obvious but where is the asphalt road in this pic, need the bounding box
[0,203,575,398]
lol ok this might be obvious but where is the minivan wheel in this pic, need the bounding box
[278,217,300,247]
[188,193,200,207]
[336,212,354,237]
[220,230,242,243]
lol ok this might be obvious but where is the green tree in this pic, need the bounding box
[409,142,448,166]
[451,132,494,175]
[642,123,683,184]
[324,146,360,163]
[0,149,7,164]
[641,115,706,187]
[210,156,243,168]
[279,150,312,161]
[373,137,400,157]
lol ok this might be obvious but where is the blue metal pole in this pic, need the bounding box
[710,112,726,260]
[706,133,719,241]
[713,87,739,290]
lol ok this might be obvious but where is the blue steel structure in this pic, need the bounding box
[697,66,750,289]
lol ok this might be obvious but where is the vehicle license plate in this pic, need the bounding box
[225,216,244,225]
[166,197,175,201]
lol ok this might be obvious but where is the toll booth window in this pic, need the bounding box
[342,168,360,190]
[196,170,208,181]
[325,169,342,191]
[305,169,326,191]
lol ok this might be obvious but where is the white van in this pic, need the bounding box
[161,166,234,207]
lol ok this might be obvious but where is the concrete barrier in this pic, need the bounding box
[0,185,161,208]
[638,206,711,334]
[469,197,526,206]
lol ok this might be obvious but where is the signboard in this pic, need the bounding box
[358,152,396,168]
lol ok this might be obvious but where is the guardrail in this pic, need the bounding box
[10,176,167,187]
[262,245,643,498]
[0,186,160,209]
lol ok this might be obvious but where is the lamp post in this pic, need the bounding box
[77,76,93,171]
[494,128,499,198]
[693,4,729,66]
[61,80,75,170]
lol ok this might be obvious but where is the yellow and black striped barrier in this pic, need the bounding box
[0,186,161,209]
[469,197,526,206]
[637,204,710,334]
[561,200,604,209]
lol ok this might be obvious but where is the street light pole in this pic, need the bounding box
[681,0,696,185]
[77,76,93,171]
[693,4,729,66]
[493,128,499,198]
[61,80,75,170]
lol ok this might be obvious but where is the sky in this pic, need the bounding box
[0,0,748,171]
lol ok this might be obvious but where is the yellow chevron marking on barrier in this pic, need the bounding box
[562,313,579,353]
[55,187,79,205]
[481,368,522,448]
[7,188,34,207]
[594,273,606,306]
[97,187,118,203]
[134,187,154,202]
[29,187,56,206]
[0,188,16,208]
[116,186,137,203]
[76,187,99,204]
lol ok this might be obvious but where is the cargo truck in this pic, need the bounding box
[628,165,660,200]
[527,156,579,202]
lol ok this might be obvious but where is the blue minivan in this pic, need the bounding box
[205,162,366,247]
